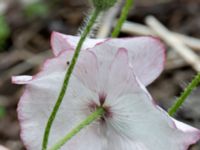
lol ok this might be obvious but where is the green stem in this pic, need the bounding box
[168,72,200,116]
[49,107,105,150]
[111,0,134,37]
[42,9,101,150]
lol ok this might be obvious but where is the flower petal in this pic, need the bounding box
[51,32,105,56]
[12,49,74,86]
[105,77,200,150]
[12,75,33,84]
[51,32,165,85]
[50,32,74,56]
[74,46,131,96]
[17,50,99,149]
[107,48,130,92]
[73,50,98,93]
[106,128,149,150]
[173,119,200,147]
[92,37,165,86]
[106,47,139,101]
[61,124,105,150]
[174,119,200,133]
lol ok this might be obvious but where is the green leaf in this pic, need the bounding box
[24,2,49,18]
[92,0,117,10]
[0,106,6,119]
[0,15,10,49]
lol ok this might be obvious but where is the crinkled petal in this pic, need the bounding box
[51,32,105,56]
[106,128,149,150]
[17,50,100,150]
[73,50,98,93]
[174,119,200,133]
[50,32,74,56]
[61,124,105,150]
[106,47,139,101]
[90,37,165,86]
[173,119,200,147]
[51,32,165,86]
[73,47,131,96]
[107,48,130,93]
[105,76,200,150]
[12,50,74,85]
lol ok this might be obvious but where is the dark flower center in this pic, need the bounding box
[88,93,112,123]
[99,92,107,106]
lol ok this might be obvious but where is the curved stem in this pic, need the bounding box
[111,0,134,37]
[49,107,105,150]
[42,9,101,150]
[168,72,200,116]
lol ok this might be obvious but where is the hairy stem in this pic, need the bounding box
[42,9,101,150]
[49,107,105,150]
[168,72,200,116]
[111,0,134,37]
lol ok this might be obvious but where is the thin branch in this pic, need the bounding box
[145,16,200,72]
[120,21,200,51]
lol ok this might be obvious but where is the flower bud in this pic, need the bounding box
[92,0,117,10]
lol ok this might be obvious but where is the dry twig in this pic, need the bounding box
[145,16,200,72]
[165,50,187,70]
[0,50,34,70]
[0,50,51,86]
[121,21,200,51]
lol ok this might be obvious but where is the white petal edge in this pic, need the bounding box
[51,32,74,56]
[12,49,74,85]
[12,76,33,84]
[50,32,105,56]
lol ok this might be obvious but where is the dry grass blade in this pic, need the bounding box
[0,50,51,86]
[145,16,200,72]
[121,21,200,51]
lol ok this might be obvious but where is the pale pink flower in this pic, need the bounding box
[13,33,200,150]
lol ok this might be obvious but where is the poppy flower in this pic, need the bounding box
[13,33,200,150]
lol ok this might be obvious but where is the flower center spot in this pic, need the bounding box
[88,102,112,123]
[99,93,107,106]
